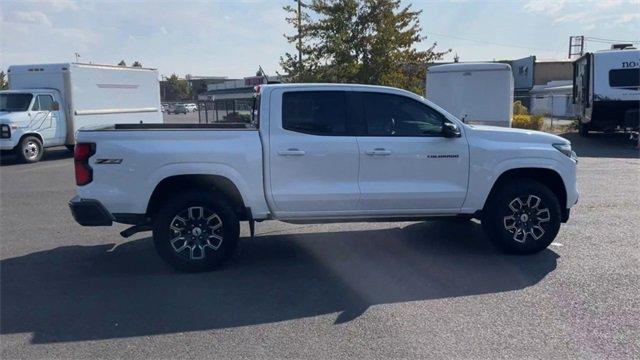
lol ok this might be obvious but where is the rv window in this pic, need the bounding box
[609,69,640,88]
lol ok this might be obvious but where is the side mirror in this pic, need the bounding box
[51,102,60,111]
[442,122,461,138]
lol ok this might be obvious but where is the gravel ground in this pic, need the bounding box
[0,131,638,359]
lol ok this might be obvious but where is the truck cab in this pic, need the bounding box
[0,89,67,162]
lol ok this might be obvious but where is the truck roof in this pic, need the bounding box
[428,62,511,73]
[261,83,414,93]
[8,63,158,74]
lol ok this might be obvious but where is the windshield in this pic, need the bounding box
[0,93,33,112]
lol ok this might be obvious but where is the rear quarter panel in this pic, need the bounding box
[75,129,268,218]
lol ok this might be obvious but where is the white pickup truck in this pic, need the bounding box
[69,84,578,272]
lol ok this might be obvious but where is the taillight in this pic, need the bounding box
[74,143,95,186]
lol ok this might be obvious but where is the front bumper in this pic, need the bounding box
[0,138,17,151]
[68,196,114,226]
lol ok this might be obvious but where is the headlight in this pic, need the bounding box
[0,124,10,139]
[553,143,577,161]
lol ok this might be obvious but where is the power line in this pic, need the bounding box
[427,32,563,53]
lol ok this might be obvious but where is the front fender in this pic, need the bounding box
[463,156,574,211]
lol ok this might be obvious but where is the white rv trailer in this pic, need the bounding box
[573,47,640,136]
[426,63,514,127]
[0,63,162,162]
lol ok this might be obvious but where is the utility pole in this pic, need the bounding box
[295,0,305,72]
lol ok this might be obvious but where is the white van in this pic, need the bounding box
[0,63,162,162]
[426,63,514,127]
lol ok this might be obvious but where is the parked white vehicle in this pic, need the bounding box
[69,84,578,272]
[0,63,163,163]
[426,63,514,127]
[184,103,198,112]
[573,47,640,136]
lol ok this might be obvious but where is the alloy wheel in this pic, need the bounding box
[502,195,551,243]
[168,206,224,260]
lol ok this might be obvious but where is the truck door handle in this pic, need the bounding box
[365,148,391,156]
[278,148,306,156]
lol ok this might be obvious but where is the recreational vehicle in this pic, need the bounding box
[573,47,640,136]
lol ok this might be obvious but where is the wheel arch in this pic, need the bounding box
[18,132,44,147]
[483,167,568,220]
[146,174,248,220]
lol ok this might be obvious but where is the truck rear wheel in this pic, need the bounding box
[482,179,561,254]
[17,136,43,163]
[152,191,239,272]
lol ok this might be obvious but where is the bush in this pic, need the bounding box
[513,100,529,115]
[512,114,543,130]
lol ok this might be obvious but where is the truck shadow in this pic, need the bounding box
[560,132,639,159]
[0,147,72,166]
[0,220,558,344]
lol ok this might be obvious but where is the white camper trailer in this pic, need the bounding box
[573,47,639,136]
[0,63,162,162]
[426,63,514,127]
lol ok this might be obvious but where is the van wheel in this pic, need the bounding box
[17,136,43,163]
[153,191,239,272]
[579,121,589,137]
[482,179,561,254]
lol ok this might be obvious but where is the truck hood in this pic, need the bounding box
[0,111,30,125]
[466,124,569,145]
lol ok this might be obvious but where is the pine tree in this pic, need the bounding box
[0,71,8,90]
[280,0,450,94]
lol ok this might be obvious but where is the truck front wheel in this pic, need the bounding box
[153,191,240,272]
[482,179,561,254]
[17,135,43,163]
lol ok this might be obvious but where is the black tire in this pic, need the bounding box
[482,179,561,254]
[153,191,239,272]
[65,144,75,152]
[16,135,43,163]
[579,121,589,137]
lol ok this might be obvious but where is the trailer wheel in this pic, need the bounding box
[153,191,239,272]
[579,121,590,137]
[17,136,43,163]
[482,179,561,254]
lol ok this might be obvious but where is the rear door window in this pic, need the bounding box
[282,91,348,135]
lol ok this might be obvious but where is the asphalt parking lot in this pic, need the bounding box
[1,131,638,359]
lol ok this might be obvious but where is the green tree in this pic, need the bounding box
[280,0,449,94]
[118,60,127,66]
[0,71,8,90]
[132,61,142,68]
[163,74,192,101]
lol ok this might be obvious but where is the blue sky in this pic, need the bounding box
[1,0,638,78]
